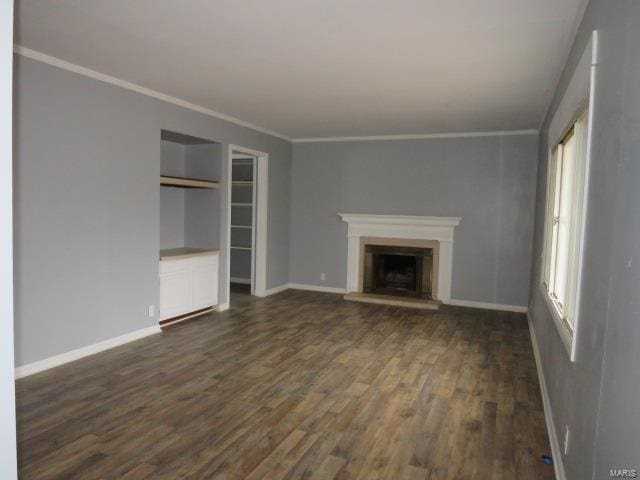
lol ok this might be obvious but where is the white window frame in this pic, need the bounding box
[540,30,597,362]
[541,105,592,361]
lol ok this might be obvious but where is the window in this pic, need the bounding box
[542,107,590,358]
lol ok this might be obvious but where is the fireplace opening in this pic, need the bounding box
[363,245,432,298]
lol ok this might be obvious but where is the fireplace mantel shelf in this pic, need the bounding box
[338,213,462,303]
[338,214,461,228]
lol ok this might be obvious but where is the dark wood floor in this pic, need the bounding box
[16,288,553,479]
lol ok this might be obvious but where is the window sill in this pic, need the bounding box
[540,282,576,361]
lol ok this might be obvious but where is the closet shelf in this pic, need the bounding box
[232,181,253,185]
[231,245,252,250]
[231,225,252,229]
[231,203,252,207]
[161,175,219,189]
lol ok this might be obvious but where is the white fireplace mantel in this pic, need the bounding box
[338,214,462,302]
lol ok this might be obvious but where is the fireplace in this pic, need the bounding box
[338,214,462,304]
[363,245,433,298]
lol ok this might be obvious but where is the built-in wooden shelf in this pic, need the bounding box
[230,245,251,250]
[160,247,219,260]
[231,225,252,229]
[161,175,219,189]
[231,203,252,207]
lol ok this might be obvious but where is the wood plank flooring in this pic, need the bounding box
[16,288,553,479]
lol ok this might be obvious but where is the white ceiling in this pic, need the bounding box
[15,0,588,140]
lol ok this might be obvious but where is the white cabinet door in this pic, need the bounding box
[160,260,192,320]
[192,255,218,310]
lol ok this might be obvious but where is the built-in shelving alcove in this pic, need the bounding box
[159,129,222,253]
[159,129,222,326]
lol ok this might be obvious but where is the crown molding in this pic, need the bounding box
[292,129,538,143]
[13,45,293,142]
[537,1,591,132]
[14,46,540,144]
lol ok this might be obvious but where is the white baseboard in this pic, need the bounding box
[214,302,230,312]
[230,277,251,285]
[260,283,290,297]
[160,307,214,327]
[527,311,565,480]
[446,298,528,313]
[283,287,526,311]
[233,283,346,298]
[14,324,162,379]
[288,283,347,294]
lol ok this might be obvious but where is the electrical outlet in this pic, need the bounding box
[148,305,156,318]
[563,425,570,455]
[320,272,326,281]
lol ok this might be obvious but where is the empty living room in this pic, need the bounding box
[2,0,639,479]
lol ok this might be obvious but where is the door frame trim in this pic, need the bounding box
[227,145,268,299]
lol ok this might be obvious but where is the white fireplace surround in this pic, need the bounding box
[338,214,462,302]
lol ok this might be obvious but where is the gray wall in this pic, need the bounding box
[159,140,186,249]
[13,55,292,367]
[528,1,640,478]
[184,143,222,250]
[1,0,17,476]
[160,140,222,251]
[290,134,538,306]
[230,249,252,280]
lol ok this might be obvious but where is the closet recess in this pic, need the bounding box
[230,156,256,285]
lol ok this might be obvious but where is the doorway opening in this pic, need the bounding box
[226,145,268,305]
